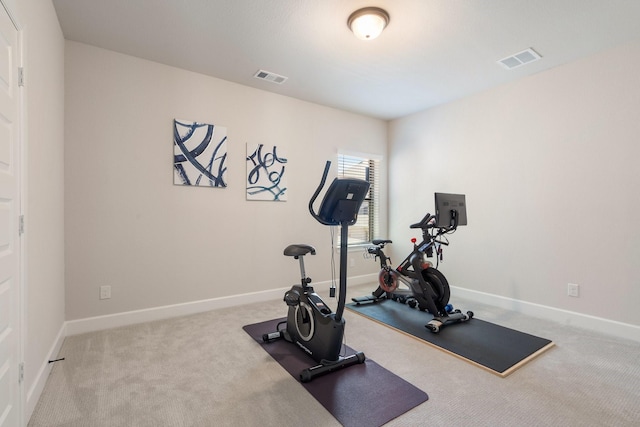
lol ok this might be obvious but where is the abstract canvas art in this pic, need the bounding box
[246,143,288,201]
[173,119,228,187]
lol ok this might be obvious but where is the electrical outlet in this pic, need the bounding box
[100,285,111,300]
[567,283,579,297]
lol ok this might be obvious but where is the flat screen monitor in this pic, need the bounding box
[434,193,467,228]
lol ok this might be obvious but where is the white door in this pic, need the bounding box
[0,2,22,426]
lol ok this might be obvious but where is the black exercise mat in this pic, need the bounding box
[243,318,428,427]
[346,300,554,377]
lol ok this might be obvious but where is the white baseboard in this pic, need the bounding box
[26,321,66,420]
[452,286,640,342]
[65,273,378,336]
[65,286,289,336]
[63,276,640,342]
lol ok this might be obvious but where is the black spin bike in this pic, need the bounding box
[352,193,473,333]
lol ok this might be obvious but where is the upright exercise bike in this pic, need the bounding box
[263,161,369,382]
[353,193,473,333]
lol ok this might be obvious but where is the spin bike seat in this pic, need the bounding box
[372,239,392,246]
[284,244,316,257]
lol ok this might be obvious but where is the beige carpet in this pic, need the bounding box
[29,283,640,426]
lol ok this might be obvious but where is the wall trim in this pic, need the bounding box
[66,286,289,336]
[26,321,66,419]
[64,276,640,342]
[452,286,640,342]
[66,273,378,336]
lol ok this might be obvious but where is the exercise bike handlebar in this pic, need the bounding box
[409,212,435,229]
[409,211,459,234]
[308,161,332,226]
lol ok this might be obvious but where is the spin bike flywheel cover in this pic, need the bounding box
[379,269,399,292]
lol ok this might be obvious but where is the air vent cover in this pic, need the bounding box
[254,69,288,84]
[497,48,542,70]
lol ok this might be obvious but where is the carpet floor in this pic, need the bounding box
[28,283,640,426]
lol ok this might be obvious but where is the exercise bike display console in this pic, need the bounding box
[353,193,473,333]
[262,161,368,382]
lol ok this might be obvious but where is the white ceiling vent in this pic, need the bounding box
[497,48,542,70]
[254,69,288,84]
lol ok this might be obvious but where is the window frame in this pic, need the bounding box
[336,152,381,247]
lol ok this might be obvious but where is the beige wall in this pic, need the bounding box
[18,2,640,414]
[13,0,66,414]
[16,2,640,420]
[64,41,387,320]
[389,41,640,326]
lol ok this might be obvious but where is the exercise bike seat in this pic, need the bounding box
[372,239,392,246]
[284,244,316,257]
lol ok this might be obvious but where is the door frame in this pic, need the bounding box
[0,0,24,425]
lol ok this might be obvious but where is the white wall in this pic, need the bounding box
[64,41,387,321]
[389,41,640,328]
[13,0,66,417]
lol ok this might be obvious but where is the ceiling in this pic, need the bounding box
[52,0,640,120]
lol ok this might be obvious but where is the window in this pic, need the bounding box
[337,153,380,246]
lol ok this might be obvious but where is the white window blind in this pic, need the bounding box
[337,153,380,246]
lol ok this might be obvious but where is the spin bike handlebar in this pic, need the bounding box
[409,213,435,229]
[409,211,459,235]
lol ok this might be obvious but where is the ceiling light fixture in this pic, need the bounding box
[347,7,390,40]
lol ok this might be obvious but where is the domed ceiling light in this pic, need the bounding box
[347,7,390,40]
